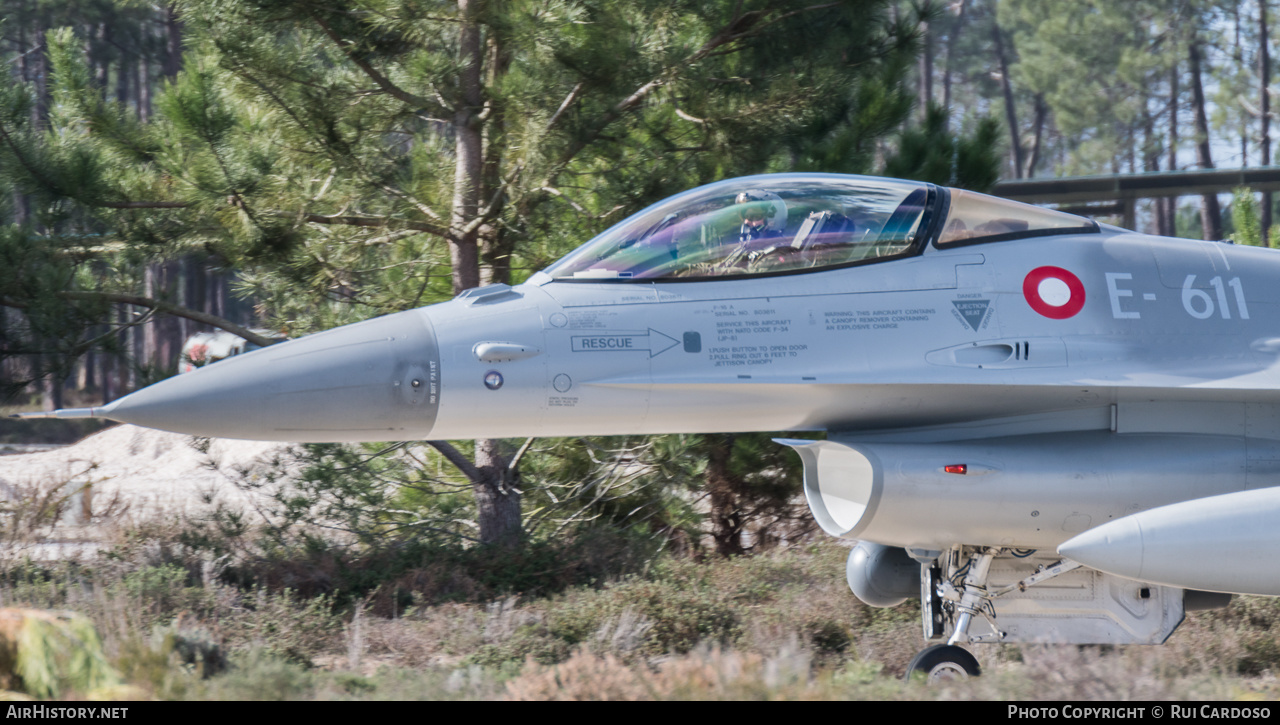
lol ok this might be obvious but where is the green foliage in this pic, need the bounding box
[803,616,852,656]
[3,0,928,332]
[115,619,226,699]
[1228,187,1271,247]
[1193,595,1280,676]
[189,650,315,701]
[16,613,122,699]
[465,625,573,669]
[617,581,743,655]
[9,531,1280,700]
[2,0,935,552]
[222,590,342,665]
[120,564,198,614]
[0,224,115,399]
[996,0,1184,177]
[257,530,658,611]
[150,620,226,678]
[883,103,1001,192]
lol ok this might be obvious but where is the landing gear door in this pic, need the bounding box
[923,564,946,642]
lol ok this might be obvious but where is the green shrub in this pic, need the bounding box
[221,590,341,665]
[14,612,122,699]
[463,625,572,668]
[188,651,315,701]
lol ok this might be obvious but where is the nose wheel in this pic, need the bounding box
[904,644,981,682]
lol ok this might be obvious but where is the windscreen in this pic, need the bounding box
[937,190,1097,246]
[544,175,934,281]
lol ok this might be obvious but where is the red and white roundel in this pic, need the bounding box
[1023,266,1085,319]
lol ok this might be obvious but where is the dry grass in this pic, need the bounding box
[0,522,1273,699]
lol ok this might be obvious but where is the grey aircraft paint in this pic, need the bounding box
[23,173,1280,665]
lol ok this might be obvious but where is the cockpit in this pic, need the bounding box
[543,174,1097,282]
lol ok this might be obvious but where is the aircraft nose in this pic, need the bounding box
[102,308,441,442]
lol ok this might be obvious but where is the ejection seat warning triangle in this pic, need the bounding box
[570,329,680,358]
[952,299,991,331]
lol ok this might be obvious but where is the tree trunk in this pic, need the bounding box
[142,265,159,371]
[942,0,967,111]
[1024,93,1047,178]
[157,262,182,370]
[479,35,511,287]
[136,53,150,123]
[32,20,49,128]
[100,320,116,403]
[1189,36,1222,240]
[1164,60,1180,236]
[39,354,62,412]
[918,18,932,118]
[117,48,133,109]
[164,4,184,79]
[1144,107,1168,236]
[993,25,1024,178]
[472,439,522,547]
[139,263,185,373]
[705,434,746,557]
[11,6,32,226]
[450,0,484,294]
[185,257,206,337]
[81,344,96,393]
[1262,2,1272,245]
[93,22,111,92]
[451,0,522,548]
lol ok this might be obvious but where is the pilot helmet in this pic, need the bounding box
[735,190,786,231]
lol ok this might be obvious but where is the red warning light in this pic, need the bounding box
[944,464,968,475]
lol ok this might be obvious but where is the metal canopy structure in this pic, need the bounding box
[992,166,1280,230]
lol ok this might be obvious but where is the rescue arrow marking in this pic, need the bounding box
[570,329,680,358]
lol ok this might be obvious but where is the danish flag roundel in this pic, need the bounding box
[1023,266,1085,319]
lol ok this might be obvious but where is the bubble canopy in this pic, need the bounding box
[544,175,933,281]
[542,174,1096,282]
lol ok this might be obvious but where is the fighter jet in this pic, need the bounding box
[20,172,1280,680]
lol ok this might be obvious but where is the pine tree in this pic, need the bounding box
[2,0,931,548]
[883,103,1000,191]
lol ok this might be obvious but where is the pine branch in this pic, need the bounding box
[302,213,448,237]
[0,118,65,197]
[426,440,483,483]
[210,63,450,227]
[57,292,279,347]
[545,82,585,132]
[458,186,508,237]
[507,437,535,474]
[542,1,839,187]
[308,11,451,118]
[0,121,180,211]
[97,201,190,208]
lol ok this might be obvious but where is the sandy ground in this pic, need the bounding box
[0,424,296,557]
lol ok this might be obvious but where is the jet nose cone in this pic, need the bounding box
[106,309,441,442]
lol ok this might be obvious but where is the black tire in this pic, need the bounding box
[903,644,981,683]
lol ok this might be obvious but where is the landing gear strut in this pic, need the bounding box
[908,546,1086,681]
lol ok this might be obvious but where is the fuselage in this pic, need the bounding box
[88,173,1280,445]
[426,229,1280,440]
